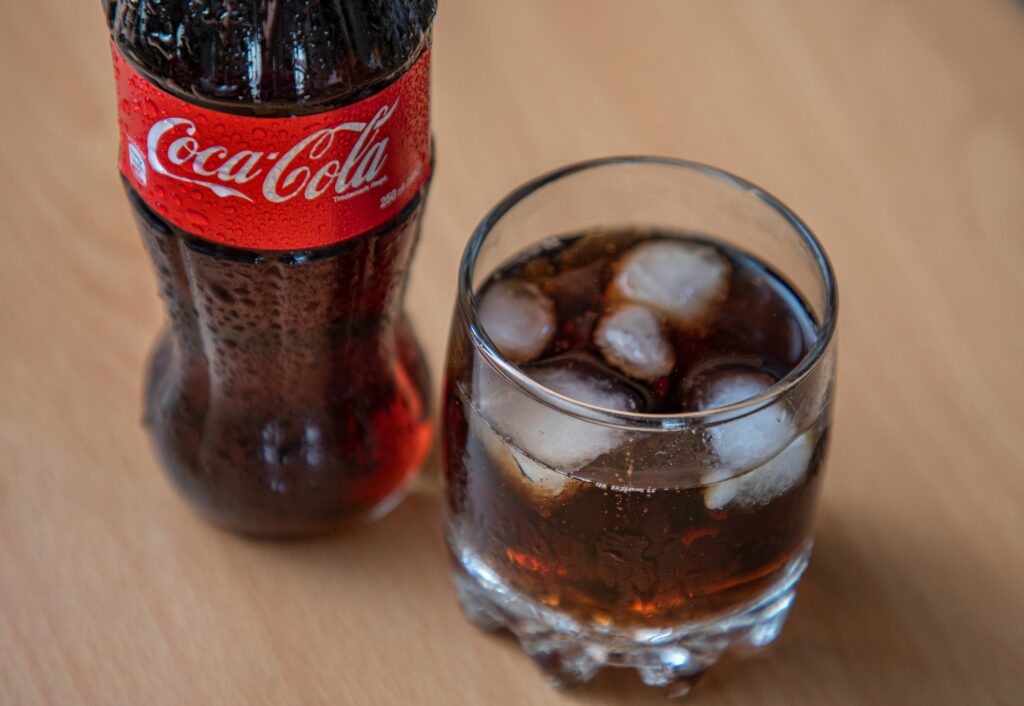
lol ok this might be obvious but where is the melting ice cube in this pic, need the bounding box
[594,304,676,381]
[609,240,730,329]
[695,369,814,509]
[702,431,816,510]
[476,279,556,363]
[469,411,579,499]
[472,358,641,498]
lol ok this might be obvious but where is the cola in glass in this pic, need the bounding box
[445,229,830,624]
[105,0,437,536]
[441,157,838,691]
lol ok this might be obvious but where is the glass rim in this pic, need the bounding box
[457,155,838,431]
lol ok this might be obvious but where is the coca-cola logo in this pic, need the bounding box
[146,101,396,204]
[113,43,430,249]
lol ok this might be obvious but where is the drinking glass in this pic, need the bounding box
[441,157,837,695]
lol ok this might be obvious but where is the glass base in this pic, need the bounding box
[451,538,812,697]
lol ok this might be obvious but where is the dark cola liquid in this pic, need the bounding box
[444,230,831,624]
[108,1,436,536]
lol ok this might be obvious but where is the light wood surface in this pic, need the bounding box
[2,0,1022,704]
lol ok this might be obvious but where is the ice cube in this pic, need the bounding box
[694,370,792,471]
[476,279,556,363]
[692,369,813,509]
[468,410,577,499]
[702,430,816,510]
[594,304,676,381]
[609,240,731,329]
[473,358,640,475]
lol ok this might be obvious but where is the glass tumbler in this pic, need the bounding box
[441,157,837,695]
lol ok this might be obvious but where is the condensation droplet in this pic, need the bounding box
[186,210,210,227]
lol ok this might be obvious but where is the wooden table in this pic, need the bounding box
[2,1,1022,703]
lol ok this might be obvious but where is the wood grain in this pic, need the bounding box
[1,0,1022,704]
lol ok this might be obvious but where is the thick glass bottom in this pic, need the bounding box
[449,534,812,697]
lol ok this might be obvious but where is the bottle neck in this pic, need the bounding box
[108,1,435,117]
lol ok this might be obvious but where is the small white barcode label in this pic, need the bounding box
[127,140,147,186]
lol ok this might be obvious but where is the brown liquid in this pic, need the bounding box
[135,190,433,536]
[443,230,830,624]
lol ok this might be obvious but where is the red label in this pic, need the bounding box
[112,47,431,251]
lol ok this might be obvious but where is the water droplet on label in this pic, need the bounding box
[186,210,210,227]
[144,99,158,116]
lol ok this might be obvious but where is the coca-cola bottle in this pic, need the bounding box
[105,0,437,536]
